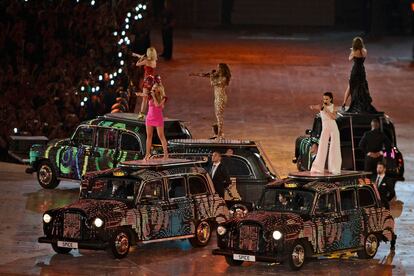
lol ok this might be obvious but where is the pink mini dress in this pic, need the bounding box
[145,97,167,127]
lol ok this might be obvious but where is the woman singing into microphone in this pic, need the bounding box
[309,92,342,175]
[190,63,231,139]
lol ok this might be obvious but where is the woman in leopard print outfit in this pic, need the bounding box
[190,63,231,139]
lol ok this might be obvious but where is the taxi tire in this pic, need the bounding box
[52,243,72,254]
[189,220,212,247]
[109,228,131,259]
[225,256,243,266]
[286,240,306,271]
[37,160,60,189]
[357,233,379,259]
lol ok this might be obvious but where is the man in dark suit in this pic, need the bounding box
[374,161,396,210]
[359,119,392,176]
[374,161,397,250]
[209,151,231,198]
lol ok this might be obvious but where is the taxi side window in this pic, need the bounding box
[316,192,337,213]
[168,177,186,199]
[340,189,357,211]
[358,187,376,207]
[222,156,252,176]
[72,126,94,146]
[140,180,164,202]
[96,128,118,149]
[120,133,141,152]
[188,176,208,195]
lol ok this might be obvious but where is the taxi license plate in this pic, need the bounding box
[233,254,256,262]
[57,241,78,249]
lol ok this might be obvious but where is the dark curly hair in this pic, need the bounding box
[218,63,231,85]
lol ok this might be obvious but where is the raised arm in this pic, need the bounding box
[132,52,144,58]
[189,72,210,77]
[136,59,147,67]
[348,49,354,61]
[309,104,322,112]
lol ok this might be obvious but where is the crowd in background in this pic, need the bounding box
[0,0,156,156]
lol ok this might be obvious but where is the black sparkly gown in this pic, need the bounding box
[347,56,377,113]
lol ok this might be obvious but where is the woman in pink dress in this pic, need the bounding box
[143,81,168,160]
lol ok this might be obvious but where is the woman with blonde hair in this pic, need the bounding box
[190,63,231,139]
[133,47,158,120]
[139,77,169,160]
[342,37,377,113]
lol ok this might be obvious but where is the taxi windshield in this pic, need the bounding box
[259,188,314,214]
[84,178,138,202]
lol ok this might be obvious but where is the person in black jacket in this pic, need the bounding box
[373,161,396,210]
[373,161,397,250]
[359,118,392,176]
[209,151,230,198]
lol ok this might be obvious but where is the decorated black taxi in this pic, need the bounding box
[38,159,228,258]
[213,171,396,270]
[27,113,191,189]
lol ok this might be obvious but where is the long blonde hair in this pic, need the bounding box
[152,83,166,104]
[146,47,158,61]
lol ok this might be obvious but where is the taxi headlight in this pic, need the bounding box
[93,217,104,228]
[217,226,227,236]
[43,214,52,223]
[272,230,282,240]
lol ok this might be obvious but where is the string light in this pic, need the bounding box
[22,0,147,99]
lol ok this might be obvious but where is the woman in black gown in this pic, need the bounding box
[342,37,377,113]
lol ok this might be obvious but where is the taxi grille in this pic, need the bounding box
[49,211,91,240]
[63,213,81,239]
[238,224,261,252]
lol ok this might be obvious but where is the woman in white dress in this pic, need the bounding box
[309,92,342,175]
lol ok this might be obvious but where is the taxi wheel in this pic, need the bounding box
[225,256,243,266]
[286,240,306,271]
[37,161,60,189]
[52,243,72,254]
[110,228,131,259]
[357,233,379,259]
[189,220,212,247]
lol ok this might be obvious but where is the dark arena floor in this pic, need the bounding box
[1,29,413,275]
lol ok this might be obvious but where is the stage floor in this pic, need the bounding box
[1,29,413,275]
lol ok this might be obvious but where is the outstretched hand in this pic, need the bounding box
[309,104,320,110]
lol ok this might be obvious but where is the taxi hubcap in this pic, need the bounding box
[197,221,211,243]
[39,165,52,184]
[292,244,305,267]
[115,232,129,255]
